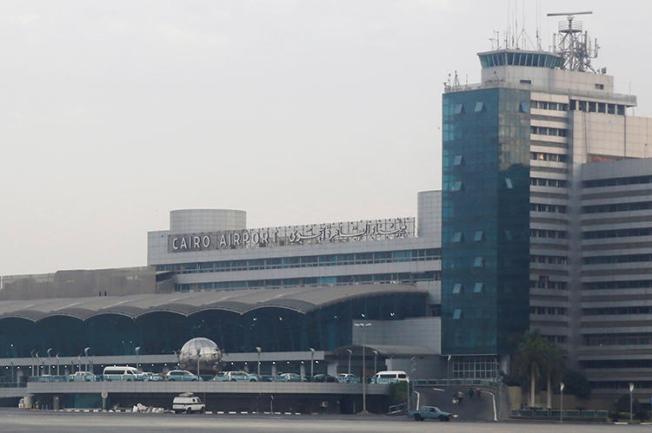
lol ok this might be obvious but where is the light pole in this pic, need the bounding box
[559,382,565,423]
[256,347,262,377]
[346,349,353,375]
[196,348,201,379]
[30,350,37,377]
[56,354,60,376]
[629,382,635,423]
[84,347,91,373]
[135,347,141,371]
[46,348,53,376]
[309,348,315,379]
[354,322,372,414]
[373,350,378,374]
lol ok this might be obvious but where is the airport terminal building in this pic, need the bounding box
[0,192,443,380]
[3,21,652,404]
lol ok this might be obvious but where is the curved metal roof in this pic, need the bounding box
[0,284,425,322]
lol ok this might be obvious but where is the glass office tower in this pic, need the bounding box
[442,86,531,375]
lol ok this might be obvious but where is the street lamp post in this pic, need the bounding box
[354,322,372,414]
[373,350,378,374]
[629,382,635,423]
[56,354,60,376]
[196,348,201,379]
[256,347,262,377]
[135,347,141,371]
[46,348,53,376]
[84,347,91,373]
[309,348,315,379]
[559,382,565,423]
[346,349,353,375]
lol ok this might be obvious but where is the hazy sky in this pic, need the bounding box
[1,0,650,275]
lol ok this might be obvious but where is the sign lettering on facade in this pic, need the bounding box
[168,218,415,253]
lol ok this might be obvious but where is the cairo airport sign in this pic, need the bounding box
[168,217,415,253]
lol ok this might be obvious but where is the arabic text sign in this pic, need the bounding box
[168,218,415,253]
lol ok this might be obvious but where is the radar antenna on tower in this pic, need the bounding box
[547,11,599,72]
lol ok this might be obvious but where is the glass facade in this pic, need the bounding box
[176,271,440,292]
[442,87,531,356]
[0,293,426,358]
[156,248,440,274]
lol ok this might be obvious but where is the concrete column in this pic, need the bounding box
[300,363,306,380]
[271,363,277,376]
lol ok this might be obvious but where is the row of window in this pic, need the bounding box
[581,359,652,369]
[583,227,652,240]
[583,280,652,291]
[530,306,568,315]
[571,100,626,115]
[479,52,562,69]
[530,203,567,214]
[531,100,569,112]
[451,100,529,115]
[175,271,441,292]
[544,335,568,344]
[531,152,568,162]
[530,255,568,265]
[447,178,516,192]
[582,201,652,214]
[451,282,485,294]
[450,356,498,380]
[530,277,568,290]
[583,254,652,265]
[157,249,441,274]
[583,306,652,316]
[583,333,652,347]
[530,126,568,137]
[530,177,568,188]
[530,229,568,239]
[583,175,652,188]
[450,230,485,243]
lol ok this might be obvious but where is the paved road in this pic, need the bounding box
[0,410,648,433]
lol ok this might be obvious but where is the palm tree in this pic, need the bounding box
[512,331,564,408]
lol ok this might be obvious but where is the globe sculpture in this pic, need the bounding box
[178,337,222,374]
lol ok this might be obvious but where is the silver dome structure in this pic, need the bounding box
[178,337,222,374]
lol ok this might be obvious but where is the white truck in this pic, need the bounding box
[172,393,206,414]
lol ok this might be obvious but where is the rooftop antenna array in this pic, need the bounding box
[547,11,599,72]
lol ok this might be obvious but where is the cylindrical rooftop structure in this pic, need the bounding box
[170,209,246,234]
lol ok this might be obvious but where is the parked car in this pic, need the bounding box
[221,370,258,382]
[68,371,97,382]
[311,374,338,383]
[212,372,228,382]
[336,373,360,383]
[371,370,409,384]
[277,372,302,382]
[259,374,280,382]
[102,366,144,381]
[172,393,205,414]
[409,405,453,422]
[142,372,164,381]
[166,370,200,382]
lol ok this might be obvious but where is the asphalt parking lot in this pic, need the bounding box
[0,409,649,433]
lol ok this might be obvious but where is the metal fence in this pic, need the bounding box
[512,408,609,422]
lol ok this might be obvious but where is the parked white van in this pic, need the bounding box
[172,393,206,414]
[371,370,409,384]
[102,366,143,381]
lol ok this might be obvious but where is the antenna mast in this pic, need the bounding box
[547,11,599,72]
